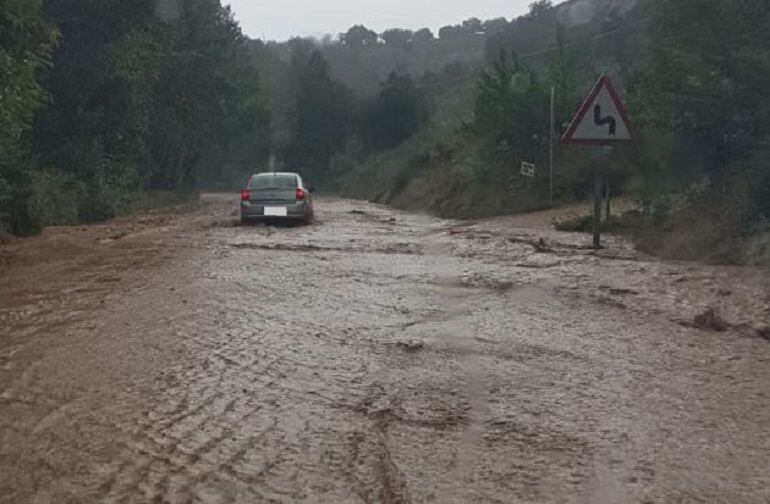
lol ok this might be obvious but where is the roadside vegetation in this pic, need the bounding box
[1,0,269,235]
[326,0,770,264]
[1,0,768,263]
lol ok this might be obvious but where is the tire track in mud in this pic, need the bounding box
[423,239,495,503]
[98,317,301,501]
[347,418,411,504]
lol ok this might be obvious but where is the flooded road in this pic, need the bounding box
[1,195,768,503]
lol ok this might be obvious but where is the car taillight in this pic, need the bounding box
[241,189,250,201]
[296,188,305,201]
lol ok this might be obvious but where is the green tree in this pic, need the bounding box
[0,0,56,163]
[471,51,548,174]
[30,0,160,222]
[528,0,553,18]
[381,29,413,49]
[20,0,271,225]
[462,18,483,34]
[485,0,558,62]
[482,18,508,36]
[342,25,378,48]
[627,0,770,230]
[412,28,435,44]
[438,25,464,40]
[0,0,56,233]
[33,0,156,174]
[141,0,270,190]
[285,50,355,181]
[632,0,770,178]
[358,72,427,150]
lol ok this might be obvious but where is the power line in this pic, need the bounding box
[415,13,725,90]
[516,17,653,61]
[517,14,733,62]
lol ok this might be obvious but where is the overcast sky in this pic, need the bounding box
[225,0,533,41]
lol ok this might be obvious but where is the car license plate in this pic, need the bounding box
[264,206,287,217]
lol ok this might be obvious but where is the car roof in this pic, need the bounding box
[252,172,300,177]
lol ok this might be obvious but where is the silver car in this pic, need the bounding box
[240,172,314,225]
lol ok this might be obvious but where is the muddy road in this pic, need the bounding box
[1,195,768,503]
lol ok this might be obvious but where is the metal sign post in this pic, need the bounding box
[561,75,634,249]
[549,86,555,205]
[592,167,602,248]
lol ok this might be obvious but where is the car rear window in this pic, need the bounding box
[249,175,297,190]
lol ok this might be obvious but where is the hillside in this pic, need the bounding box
[318,0,642,95]
[327,0,647,215]
[322,36,486,96]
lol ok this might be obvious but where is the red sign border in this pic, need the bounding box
[561,75,635,145]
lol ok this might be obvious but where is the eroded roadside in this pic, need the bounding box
[1,194,768,503]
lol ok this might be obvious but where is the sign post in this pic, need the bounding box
[593,167,603,248]
[561,75,634,248]
[549,85,555,205]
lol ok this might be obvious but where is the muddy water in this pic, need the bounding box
[1,195,768,503]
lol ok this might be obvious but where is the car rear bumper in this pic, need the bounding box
[240,201,309,220]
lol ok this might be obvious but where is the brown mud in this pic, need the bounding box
[1,194,768,503]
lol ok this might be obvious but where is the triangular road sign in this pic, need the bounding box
[562,75,634,144]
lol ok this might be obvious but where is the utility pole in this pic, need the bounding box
[549,85,556,206]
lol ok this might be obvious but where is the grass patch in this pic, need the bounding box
[554,212,642,233]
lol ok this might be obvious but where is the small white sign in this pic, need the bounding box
[521,162,536,178]
[264,207,288,217]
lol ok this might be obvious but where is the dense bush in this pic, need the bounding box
[1,0,270,234]
[357,73,428,151]
[27,170,82,227]
[0,0,56,234]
